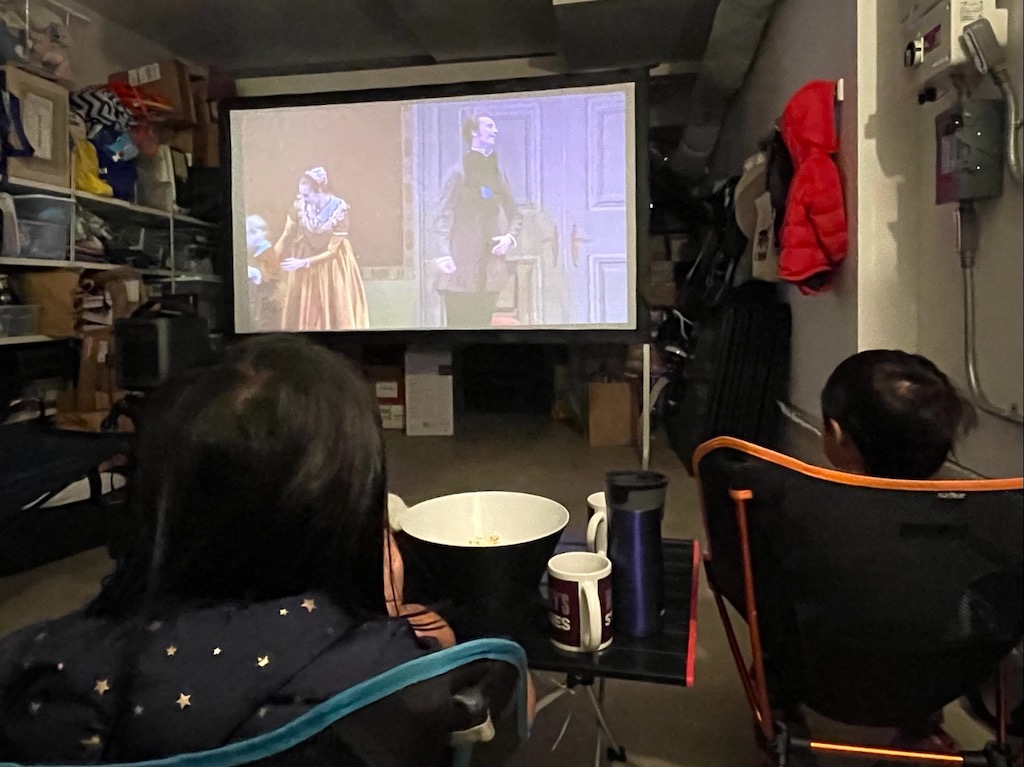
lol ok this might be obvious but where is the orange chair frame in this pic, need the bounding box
[693,436,1023,766]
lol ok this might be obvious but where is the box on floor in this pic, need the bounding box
[405,350,453,437]
[588,380,639,447]
[365,364,405,430]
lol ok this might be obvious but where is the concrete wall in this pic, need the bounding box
[712,0,860,417]
[57,0,177,88]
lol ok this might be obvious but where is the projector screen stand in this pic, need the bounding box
[641,343,651,471]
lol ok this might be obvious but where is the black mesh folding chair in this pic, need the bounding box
[694,437,1023,766]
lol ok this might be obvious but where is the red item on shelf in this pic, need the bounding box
[107,80,173,118]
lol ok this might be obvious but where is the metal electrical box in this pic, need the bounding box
[903,0,1008,89]
[935,97,1005,204]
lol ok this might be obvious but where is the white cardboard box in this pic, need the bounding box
[380,404,406,431]
[405,350,453,436]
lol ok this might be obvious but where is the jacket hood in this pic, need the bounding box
[0,594,427,763]
[779,80,839,166]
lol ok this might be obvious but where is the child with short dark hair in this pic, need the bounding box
[820,350,980,754]
[820,349,977,479]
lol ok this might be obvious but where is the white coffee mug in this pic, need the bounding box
[547,551,613,653]
[586,504,608,557]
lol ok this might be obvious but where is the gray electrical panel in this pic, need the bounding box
[935,97,1005,204]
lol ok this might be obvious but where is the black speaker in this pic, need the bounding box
[114,312,213,391]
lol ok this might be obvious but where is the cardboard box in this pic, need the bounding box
[109,59,197,126]
[167,128,194,159]
[190,78,220,167]
[644,260,676,308]
[405,350,453,436]
[1,66,70,188]
[365,364,405,430]
[193,120,219,168]
[588,381,639,447]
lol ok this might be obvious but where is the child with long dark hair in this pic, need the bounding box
[0,335,523,765]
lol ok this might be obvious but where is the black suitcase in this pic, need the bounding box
[665,280,791,473]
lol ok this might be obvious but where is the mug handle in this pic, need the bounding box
[580,579,604,652]
[586,510,607,556]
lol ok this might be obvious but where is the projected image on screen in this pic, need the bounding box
[231,83,637,332]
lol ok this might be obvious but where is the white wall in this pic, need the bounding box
[854,0,920,355]
[712,0,860,417]
[846,0,1021,476]
[910,1,1024,475]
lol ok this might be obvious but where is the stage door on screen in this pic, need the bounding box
[410,92,629,328]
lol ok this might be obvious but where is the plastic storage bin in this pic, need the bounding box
[0,304,40,337]
[171,229,217,273]
[13,195,72,259]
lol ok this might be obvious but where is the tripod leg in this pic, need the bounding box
[587,685,627,762]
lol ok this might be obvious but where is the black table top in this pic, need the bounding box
[0,422,131,519]
[438,538,700,688]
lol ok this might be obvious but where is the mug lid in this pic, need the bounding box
[605,471,668,511]
[605,470,668,490]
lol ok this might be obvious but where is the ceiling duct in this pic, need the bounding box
[553,0,719,71]
[670,0,780,181]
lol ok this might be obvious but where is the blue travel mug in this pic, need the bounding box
[598,470,668,638]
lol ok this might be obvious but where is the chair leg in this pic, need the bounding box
[711,585,762,723]
[731,491,776,741]
[996,659,1008,747]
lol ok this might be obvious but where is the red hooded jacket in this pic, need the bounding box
[778,80,848,294]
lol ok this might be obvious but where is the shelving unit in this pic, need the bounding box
[4,176,221,277]
[1,176,223,347]
[0,257,79,269]
[4,177,73,196]
[175,213,218,230]
[0,334,57,346]
[75,190,172,221]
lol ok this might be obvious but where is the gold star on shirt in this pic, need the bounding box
[301,598,317,613]
[257,655,270,668]
[94,679,110,695]
[29,702,41,714]
[177,693,191,710]
[213,647,222,656]
[279,608,289,616]
[165,645,177,657]
[81,735,102,748]
[257,706,269,718]
[134,705,144,716]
